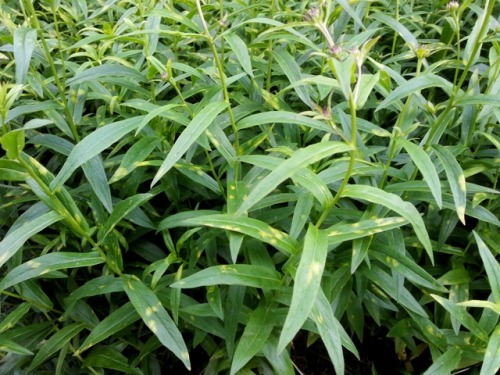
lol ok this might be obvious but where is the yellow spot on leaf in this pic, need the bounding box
[306,261,323,285]
[147,319,158,333]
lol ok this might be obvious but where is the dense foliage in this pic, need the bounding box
[1,0,499,374]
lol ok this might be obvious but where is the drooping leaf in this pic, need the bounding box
[67,64,146,86]
[160,213,299,255]
[0,211,63,268]
[431,294,488,342]
[83,346,138,374]
[51,116,146,190]
[433,145,467,224]
[0,252,104,291]
[399,138,442,208]
[171,265,282,289]
[376,74,452,111]
[237,142,352,214]
[122,275,190,370]
[341,185,433,262]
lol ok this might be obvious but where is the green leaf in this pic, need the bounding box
[364,268,428,316]
[278,225,327,353]
[1,129,25,159]
[109,137,160,183]
[237,142,352,214]
[0,252,104,291]
[274,48,313,108]
[0,303,31,334]
[67,64,146,86]
[433,145,467,224]
[99,193,154,243]
[0,211,63,268]
[480,324,500,375]
[238,154,333,208]
[65,276,123,312]
[171,265,282,289]
[122,275,190,370]
[83,155,113,213]
[331,55,355,101]
[230,304,275,375]
[473,231,500,304]
[327,217,409,246]
[225,33,254,77]
[237,111,332,133]
[341,185,433,262]
[373,246,447,292]
[399,139,442,208]
[370,12,418,47]
[355,73,380,109]
[50,116,146,190]
[28,323,85,371]
[83,346,138,374]
[151,101,227,186]
[376,74,452,111]
[431,294,488,342]
[0,337,33,355]
[13,27,37,84]
[262,335,295,375]
[311,290,345,375]
[160,213,299,255]
[423,346,461,375]
[454,94,500,107]
[77,302,140,354]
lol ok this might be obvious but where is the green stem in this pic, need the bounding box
[316,91,357,228]
[23,0,80,142]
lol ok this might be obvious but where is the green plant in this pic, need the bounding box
[0,0,499,374]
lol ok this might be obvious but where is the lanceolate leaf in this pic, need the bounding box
[99,193,154,243]
[422,346,462,375]
[432,145,467,224]
[67,64,147,86]
[0,211,64,268]
[0,252,104,291]
[311,290,347,375]
[225,33,254,77]
[230,304,275,375]
[399,138,442,208]
[430,294,488,342]
[13,27,37,84]
[160,213,299,255]
[77,302,140,354]
[480,324,500,375]
[122,276,190,370]
[341,185,433,262]
[171,265,282,289]
[51,116,146,190]
[278,225,328,353]
[237,142,352,214]
[473,232,500,304]
[376,74,452,111]
[151,101,227,186]
[28,323,86,371]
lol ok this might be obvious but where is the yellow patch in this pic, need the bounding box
[306,261,323,285]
